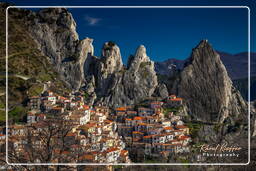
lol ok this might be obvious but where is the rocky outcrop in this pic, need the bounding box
[95,44,158,107]
[153,83,169,99]
[8,8,160,107]
[172,40,247,123]
[95,42,123,96]
[10,8,95,90]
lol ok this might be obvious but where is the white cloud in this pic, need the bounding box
[84,15,101,26]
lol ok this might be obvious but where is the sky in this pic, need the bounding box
[6,0,255,63]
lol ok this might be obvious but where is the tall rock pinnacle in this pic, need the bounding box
[172,40,247,123]
[101,41,123,74]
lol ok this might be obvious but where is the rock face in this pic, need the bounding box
[9,7,161,107]
[95,44,158,107]
[15,8,95,90]
[153,83,169,99]
[95,42,123,96]
[172,40,247,123]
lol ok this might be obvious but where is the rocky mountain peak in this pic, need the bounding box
[77,37,94,63]
[101,41,123,73]
[172,40,247,123]
[196,39,209,48]
[187,39,219,67]
[128,45,152,71]
[37,8,79,40]
[134,45,150,62]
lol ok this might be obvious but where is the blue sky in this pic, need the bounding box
[6,0,255,63]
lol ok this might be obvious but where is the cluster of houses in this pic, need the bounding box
[1,90,130,163]
[0,90,191,163]
[115,95,191,159]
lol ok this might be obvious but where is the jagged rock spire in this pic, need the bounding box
[101,41,123,74]
[134,45,150,62]
[173,40,247,123]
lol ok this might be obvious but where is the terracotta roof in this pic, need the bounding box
[169,98,182,101]
[85,123,97,128]
[178,135,190,140]
[106,147,119,153]
[120,150,128,156]
[164,126,174,130]
[59,96,67,100]
[143,135,152,139]
[115,107,126,111]
[134,116,143,120]
[80,154,94,160]
[83,105,90,110]
[175,125,188,129]
[104,119,113,123]
[61,151,70,155]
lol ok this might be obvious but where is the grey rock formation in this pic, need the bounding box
[172,40,247,123]
[96,42,123,96]
[16,8,95,90]
[96,44,158,107]
[153,83,169,99]
[9,8,160,107]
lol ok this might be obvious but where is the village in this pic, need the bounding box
[0,89,191,163]
[114,95,191,161]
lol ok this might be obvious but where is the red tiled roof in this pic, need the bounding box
[169,98,182,101]
[106,147,119,153]
[115,107,126,111]
[83,105,90,110]
[164,126,174,130]
[134,116,143,120]
[120,150,128,156]
[79,154,94,160]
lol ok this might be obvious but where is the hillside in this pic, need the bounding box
[0,5,70,124]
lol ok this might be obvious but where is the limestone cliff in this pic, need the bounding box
[10,8,95,90]
[172,40,247,123]
[95,43,159,107]
[7,7,162,107]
